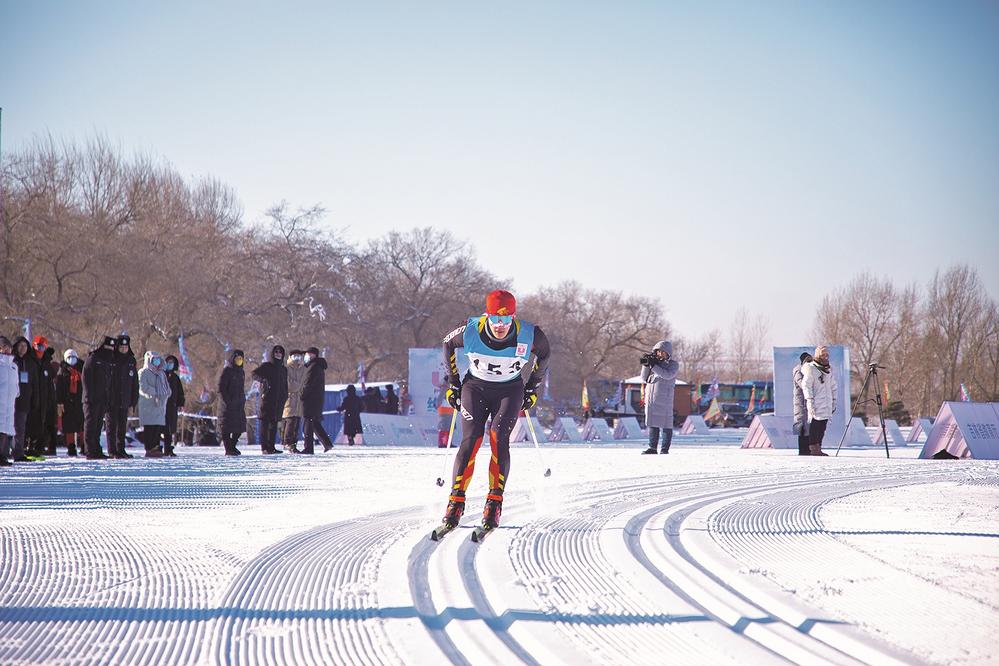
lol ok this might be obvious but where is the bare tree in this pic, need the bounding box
[926,265,987,401]
[675,329,722,385]
[523,282,669,402]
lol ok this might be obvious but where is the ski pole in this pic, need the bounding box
[525,410,552,477]
[435,409,458,487]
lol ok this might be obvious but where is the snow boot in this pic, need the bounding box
[482,490,503,529]
[67,444,78,457]
[442,491,466,527]
[641,447,658,454]
[0,456,11,466]
[85,451,109,460]
[145,448,164,458]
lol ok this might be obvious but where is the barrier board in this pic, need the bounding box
[680,415,711,435]
[336,414,438,446]
[740,414,797,449]
[919,402,999,460]
[549,417,585,443]
[509,416,545,444]
[582,418,616,442]
[614,417,646,440]
[907,418,934,443]
[872,419,908,447]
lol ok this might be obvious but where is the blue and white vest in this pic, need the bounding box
[464,316,535,383]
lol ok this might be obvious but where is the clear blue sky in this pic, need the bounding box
[2,1,997,345]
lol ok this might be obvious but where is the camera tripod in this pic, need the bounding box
[835,362,890,459]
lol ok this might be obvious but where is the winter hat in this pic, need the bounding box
[485,289,516,316]
[33,334,50,348]
[117,335,131,349]
[306,346,321,357]
[103,336,118,349]
[64,349,79,361]
[799,352,812,363]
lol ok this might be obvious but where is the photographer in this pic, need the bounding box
[640,340,679,455]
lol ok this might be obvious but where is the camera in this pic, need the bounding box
[640,352,658,367]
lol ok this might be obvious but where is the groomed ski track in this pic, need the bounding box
[1,447,995,665]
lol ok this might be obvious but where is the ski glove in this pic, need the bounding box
[445,383,462,409]
[522,388,538,411]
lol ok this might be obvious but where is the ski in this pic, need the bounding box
[429,523,458,542]
[470,525,495,543]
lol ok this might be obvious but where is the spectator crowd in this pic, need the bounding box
[0,333,402,465]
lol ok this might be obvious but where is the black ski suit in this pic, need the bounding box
[442,317,550,498]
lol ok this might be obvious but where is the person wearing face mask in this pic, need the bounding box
[282,350,306,453]
[299,347,334,454]
[436,289,551,536]
[163,355,185,456]
[56,349,85,457]
[0,336,19,466]
[251,345,288,454]
[109,335,139,459]
[138,351,172,458]
[218,349,247,456]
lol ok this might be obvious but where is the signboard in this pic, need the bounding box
[408,348,470,417]
[335,414,439,446]
[919,402,999,460]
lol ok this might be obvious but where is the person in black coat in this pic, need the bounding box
[251,344,288,454]
[218,349,247,456]
[56,349,85,457]
[299,346,333,454]
[33,343,59,456]
[338,384,363,445]
[362,386,384,414]
[11,336,39,461]
[163,354,185,457]
[108,335,139,459]
[384,384,399,415]
[82,336,117,459]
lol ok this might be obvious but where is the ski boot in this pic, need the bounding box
[430,491,465,541]
[472,490,503,542]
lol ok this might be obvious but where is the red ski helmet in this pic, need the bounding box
[485,290,516,316]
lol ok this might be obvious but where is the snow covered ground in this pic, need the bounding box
[2,436,997,665]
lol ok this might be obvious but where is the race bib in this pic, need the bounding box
[467,353,527,381]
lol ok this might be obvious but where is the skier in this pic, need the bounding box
[435,289,550,538]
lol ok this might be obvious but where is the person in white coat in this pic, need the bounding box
[0,336,20,466]
[800,345,837,456]
[138,351,172,458]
